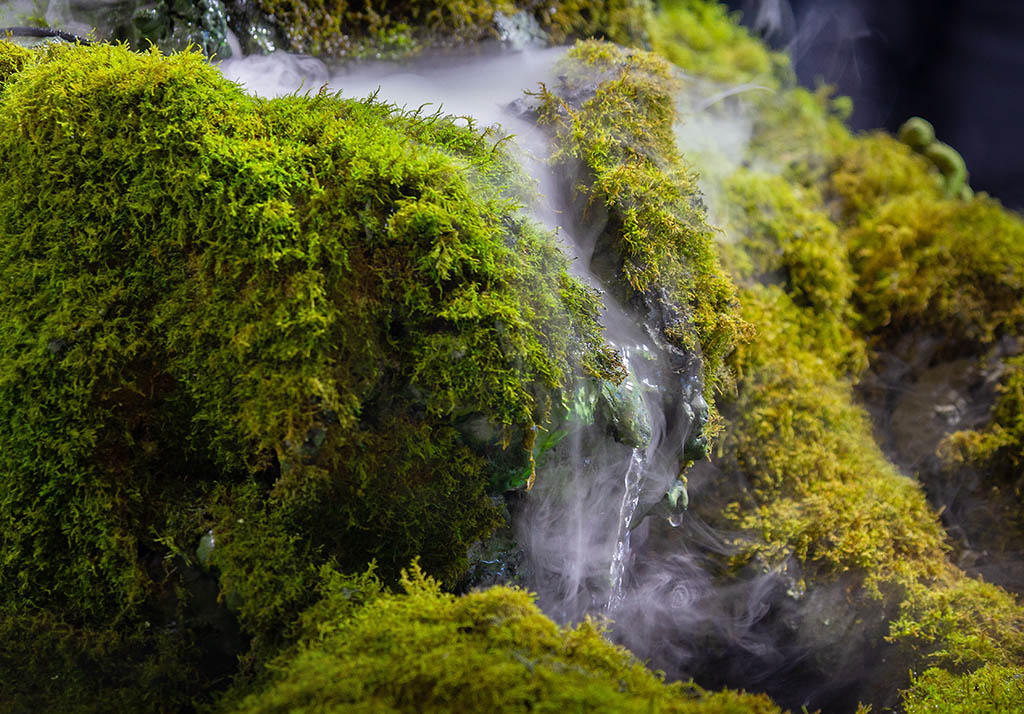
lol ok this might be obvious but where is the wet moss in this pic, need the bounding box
[225,563,786,714]
[535,40,744,414]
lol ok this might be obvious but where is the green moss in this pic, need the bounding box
[650,0,788,86]
[701,97,1024,679]
[902,663,1024,714]
[890,571,1024,671]
[253,0,653,60]
[535,40,744,413]
[846,194,1024,345]
[226,563,785,714]
[0,38,615,706]
[828,132,942,220]
[719,285,947,596]
[0,39,30,87]
[0,607,211,714]
[720,170,865,375]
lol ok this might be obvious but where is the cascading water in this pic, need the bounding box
[607,446,644,612]
[212,41,702,625]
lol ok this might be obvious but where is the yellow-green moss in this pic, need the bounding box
[708,133,1024,681]
[226,563,785,714]
[650,0,788,86]
[720,170,865,375]
[943,354,1024,474]
[536,40,744,410]
[846,194,1024,345]
[902,663,1024,714]
[0,39,30,87]
[890,570,1024,671]
[719,285,947,595]
[254,0,653,60]
[829,132,944,221]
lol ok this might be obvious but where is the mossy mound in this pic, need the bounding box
[0,38,617,709]
[252,0,653,60]
[642,5,1024,706]
[225,563,785,714]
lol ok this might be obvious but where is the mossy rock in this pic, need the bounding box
[223,563,786,714]
[0,38,618,709]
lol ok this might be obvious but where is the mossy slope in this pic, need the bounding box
[534,40,745,427]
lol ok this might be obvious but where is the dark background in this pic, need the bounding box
[724,0,1024,210]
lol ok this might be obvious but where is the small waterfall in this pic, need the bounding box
[210,42,694,626]
[607,447,645,612]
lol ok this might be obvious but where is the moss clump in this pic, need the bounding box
[226,563,785,714]
[846,194,1024,345]
[0,39,30,85]
[0,607,212,714]
[718,285,948,596]
[902,663,1024,714]
[720,170,866,375]
[828,132,942,220]
[252,0,653,60]
[0,39,616,708]
[535,40,744,414]
[890,570,1024,671]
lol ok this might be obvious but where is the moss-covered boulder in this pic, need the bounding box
[533,40,745,449]
[0,38,618,710]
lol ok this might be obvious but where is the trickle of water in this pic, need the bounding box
[607,447,645,612]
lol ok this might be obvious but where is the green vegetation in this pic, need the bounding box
[649,0,787,86]
[225,564,785,714]
[645,4,1024,704]
[902,664,1024,714]
[252,0,653,60]
[0,38,618,710]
